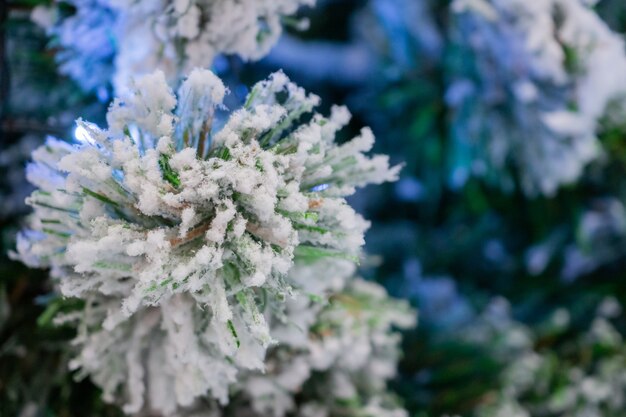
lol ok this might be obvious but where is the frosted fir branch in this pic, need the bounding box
[54,278,415,417]
[31,0,117,93]
[416,295,626,417]
[240,279,416,417]
[134,278,415,417]
[13,68,400,414]
[448,0,626,196]
[476,299,626,417]
[33,0,315,93]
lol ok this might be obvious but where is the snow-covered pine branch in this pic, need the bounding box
[448,0,626,195]
[32,0,315,93]
[13,68,404,415]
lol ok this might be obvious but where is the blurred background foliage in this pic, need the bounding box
[5,0,626,416]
